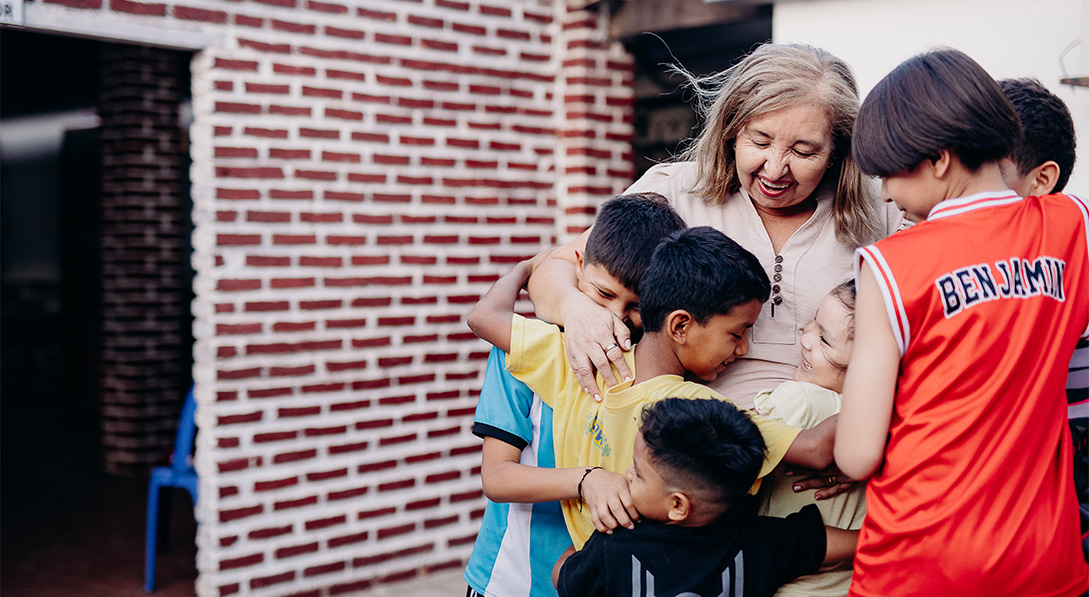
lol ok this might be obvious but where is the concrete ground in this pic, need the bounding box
[0,448,469,597]
[355,569,466,596]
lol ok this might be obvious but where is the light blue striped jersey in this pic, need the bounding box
[464,346,569,597]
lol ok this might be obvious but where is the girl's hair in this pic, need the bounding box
[852,48,1022,178]
[675,43,882,248]
[829,280,857,341]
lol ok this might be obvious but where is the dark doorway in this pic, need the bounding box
[623,11,774,179]
[1,29,197,595]
[1,29,104,480]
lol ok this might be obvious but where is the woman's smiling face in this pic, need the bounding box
[734,101,835,214]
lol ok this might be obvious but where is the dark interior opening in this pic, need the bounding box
[1,29,198,596]
[623,12,774,179]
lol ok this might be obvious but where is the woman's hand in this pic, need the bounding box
[559,291,632,400]
[579,468,639,533]
[785,465,861,500]
[525,230,631,399]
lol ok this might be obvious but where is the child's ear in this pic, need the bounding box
[930,149,953,178]
[1026,161,1061,196]
[667,491,691,523]
[665,310,693,343]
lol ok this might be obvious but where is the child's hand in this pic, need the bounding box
[580,468,639,532]
[560,292,633,400]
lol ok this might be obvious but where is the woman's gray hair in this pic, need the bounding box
[676,43,883,248]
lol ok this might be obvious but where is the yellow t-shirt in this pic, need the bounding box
[506,315,801,548]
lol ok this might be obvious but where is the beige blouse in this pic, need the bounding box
[626,162,902,408]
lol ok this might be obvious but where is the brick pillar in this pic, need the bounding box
[98,44,192,476]
[556,0,636,239]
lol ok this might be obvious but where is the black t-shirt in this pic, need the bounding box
[557,504,826,597]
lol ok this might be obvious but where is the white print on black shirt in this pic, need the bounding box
[629,552,744,597]
[936,256,1066,319]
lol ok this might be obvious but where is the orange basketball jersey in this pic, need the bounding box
[852,191,1089,596]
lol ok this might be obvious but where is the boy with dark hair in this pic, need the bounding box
[573,193,688,334]
[998,76,1087,562]
[636,227,771,334]
[465,193,686,597]
[997,77,1077,197]
[839,48,1088,595]
[468,226,839,552]
[553,398,858,597]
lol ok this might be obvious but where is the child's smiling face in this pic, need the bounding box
[680,300,762,383]
[793,292,854,393]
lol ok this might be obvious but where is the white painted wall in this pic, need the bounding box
[774,0,1088,193]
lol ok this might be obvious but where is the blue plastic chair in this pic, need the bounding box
[144,386,198,593]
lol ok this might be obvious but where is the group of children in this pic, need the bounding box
[464,49,1088,597]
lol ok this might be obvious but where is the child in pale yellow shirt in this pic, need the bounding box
[754,281,865,597]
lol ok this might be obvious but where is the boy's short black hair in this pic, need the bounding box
[584,192,686,292]
[999,77,1077,193]
[640,398,766,511]
[853,48,1023,178]
[637,226,770,333]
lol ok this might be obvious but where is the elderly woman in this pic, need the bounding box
[528,43,902,409]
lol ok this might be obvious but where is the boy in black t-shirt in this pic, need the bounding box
[552,398,858,597]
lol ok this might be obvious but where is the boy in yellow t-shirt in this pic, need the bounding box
[469,227,840,549]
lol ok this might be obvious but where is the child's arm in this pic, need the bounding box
[552,545,576,589]
[743,407,843,489]
[822,527,860,564]
[467,259,534,352]
[835,265,898,480]
[481,437,638,531]
[781,416,837,471]
[482,436,577,502]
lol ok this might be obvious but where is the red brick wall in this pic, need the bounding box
[27,0,634,594]
[557,1,635,236]
[99,43,192,475]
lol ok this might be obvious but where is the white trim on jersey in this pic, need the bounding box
[487,502,536,596]
[928,191,1021,221]
[857,246,909,356]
